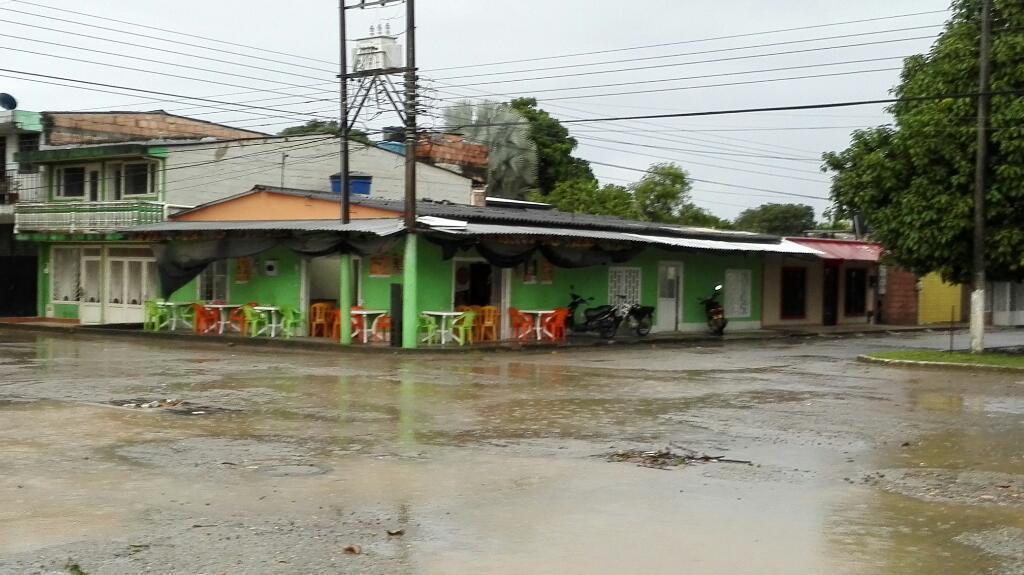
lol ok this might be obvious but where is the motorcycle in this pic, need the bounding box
[566,287,655,339]
[698,284,728,336]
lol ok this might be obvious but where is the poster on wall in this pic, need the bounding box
[234,257,252,284]
[538,258,554,284]
[369,255,392,277]
[520,259,538,284]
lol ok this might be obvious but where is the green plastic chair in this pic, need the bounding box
[451,311,476,346]
[279,307,303,338]
[241,305,269,337]
[143,300,169,331]
[418,314,439,344]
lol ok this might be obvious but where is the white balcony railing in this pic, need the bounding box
[14,200,167,234]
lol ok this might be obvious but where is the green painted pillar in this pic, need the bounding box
[402,233,419,349]
[338,253,353,345]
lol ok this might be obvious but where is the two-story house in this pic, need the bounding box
[14,112,474,325]
[1,109,43,316]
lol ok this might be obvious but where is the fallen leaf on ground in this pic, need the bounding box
[343,544,362,555]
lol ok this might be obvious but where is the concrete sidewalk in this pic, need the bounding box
[0,317,972,354]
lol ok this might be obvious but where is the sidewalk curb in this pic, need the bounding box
[856,354,1024,372]
[0,321,973,354]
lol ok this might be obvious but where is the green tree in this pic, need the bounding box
[530,180,639,219]
[822,0,1024,283]
[443,100,538,199]
[509,98,595,194]
[679,207,733,229]
[733,203,815,236]
[630,163,693,223]
[277,120,371,144]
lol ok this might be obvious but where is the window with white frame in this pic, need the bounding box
[51,247,82,302]
[724,269,752,318]
[55,166,87,198]
[198,259,229,302]
[109,161,157,198]
[608,267,642,305]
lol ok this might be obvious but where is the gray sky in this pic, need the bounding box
[2,0,951,220]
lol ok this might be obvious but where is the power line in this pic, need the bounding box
[432,26,940,82]
[6,1,338,70]
[425,9,949,71]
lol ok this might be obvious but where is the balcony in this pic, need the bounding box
[15,200,167,235]
[0,170,46,219]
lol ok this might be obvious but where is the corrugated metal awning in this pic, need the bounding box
[785,238,881,261]
[627,234,826,255]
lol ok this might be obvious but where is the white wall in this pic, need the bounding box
[162,135,473,207]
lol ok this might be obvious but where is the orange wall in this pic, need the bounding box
[174,191,400,221]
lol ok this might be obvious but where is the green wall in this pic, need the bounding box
[230,247,302,308]
[416,240,453,311]
[36,244,49,317]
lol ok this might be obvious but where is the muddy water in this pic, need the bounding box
[0,332,1022,574]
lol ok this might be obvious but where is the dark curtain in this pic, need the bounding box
[153,232,403,298]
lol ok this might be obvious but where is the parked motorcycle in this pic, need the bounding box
[698,284,727,336]
[566,287,654,339]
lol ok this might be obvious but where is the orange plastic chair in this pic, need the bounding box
[477,306,499,342]
[507,307,534,341]
[543,308,570,341]
[191,303,219,335]
[373,314,392,342]
[351,305,365,341]
[309,302,334,338]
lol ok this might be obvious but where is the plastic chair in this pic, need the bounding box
[451,311,476,346]
[279,307,303,338]
[418,314,439,344]
[309,302,334,338]
[230,301,259,335]
[373,314,392,342]
[191,303,219,335]
[143,300,169,332]
[507,307,534,341]
[241,305,269,337]
[543,308,570,341]
[477,306,499,342]
[351,305,365,341]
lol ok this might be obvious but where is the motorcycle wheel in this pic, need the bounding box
[635,315,652,336]
[598,323,617,339]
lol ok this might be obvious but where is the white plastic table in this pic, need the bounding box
[351,309,387,343]
[155,301,192,330]
[421,311,464,345]
[253,306,281,337]
[203,303,241,335]
[520,309,557,340]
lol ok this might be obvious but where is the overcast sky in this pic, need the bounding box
[2,0,952,220]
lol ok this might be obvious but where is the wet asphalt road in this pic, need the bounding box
[0,329,1022,574]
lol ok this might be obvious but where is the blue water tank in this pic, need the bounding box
[329,174,372,195]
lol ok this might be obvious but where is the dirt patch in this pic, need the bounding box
[115,437,319,475]
[108,398,236,416]
[955,528,1024,575]
[870,468,1024,507]
[604,446,751,470]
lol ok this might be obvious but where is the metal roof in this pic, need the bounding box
[628,234,826,255]
[127,218,404,235]
[785,237,882,261]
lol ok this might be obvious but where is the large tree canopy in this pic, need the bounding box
[508,98,595,194]
[734,203,815,236]
[822,0,1024,283]
[443,100,538,199]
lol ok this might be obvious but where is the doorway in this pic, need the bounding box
[823,265,839,326]
[453,259,498,308]
[655,262,682,332]
[105,248,158,324]
[307,254,361,308]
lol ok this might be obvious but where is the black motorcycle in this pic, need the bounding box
[698,284,727,336]
[567,288,654,339]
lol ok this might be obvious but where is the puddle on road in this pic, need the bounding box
[1,332,1023,573]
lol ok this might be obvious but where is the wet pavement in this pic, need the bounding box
[0,329,1022,574]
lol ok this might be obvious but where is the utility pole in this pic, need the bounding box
[403,0,417,228]
[338,0,351,225]
[970,0,992,353]
[279,153,288,188]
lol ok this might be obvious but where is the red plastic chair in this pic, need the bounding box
[373,314,392,342]
[543,308,570,341]
[229,301,259,335]
[507,307,534,341]
[192,303,220,335]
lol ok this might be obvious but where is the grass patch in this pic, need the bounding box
[868,349,1024,369]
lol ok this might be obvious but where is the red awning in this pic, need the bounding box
[785,238,882,262]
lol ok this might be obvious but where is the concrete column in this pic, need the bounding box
[401,233,418,349]
[338,253,353,345]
